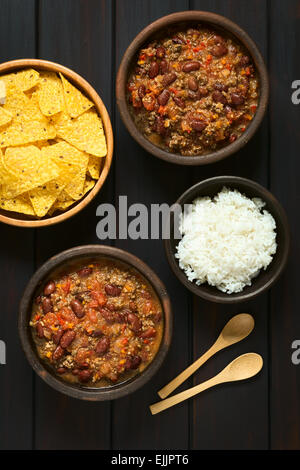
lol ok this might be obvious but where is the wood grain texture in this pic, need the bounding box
[34,0,114,450]
[189,0,269,450]
[0,0,36,450]
[113,0,192,450]
[269,0,300,450]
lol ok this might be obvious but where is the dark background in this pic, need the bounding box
[0,0,299,450]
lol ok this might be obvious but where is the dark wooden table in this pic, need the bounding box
[0,0,299,451]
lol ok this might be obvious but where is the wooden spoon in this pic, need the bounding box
[158,313,254,399]
[150,352,263,415]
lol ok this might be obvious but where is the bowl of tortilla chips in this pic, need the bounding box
[0,59,113,227]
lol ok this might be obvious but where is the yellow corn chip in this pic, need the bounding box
[0,73,16,90]
[38,72,64,116]
[59,73,93,118]
[88,155,102,179]
[0,107,12,127]
[29,180,64,217]
[54,109,107,157]
[42,141,88,200]
[2,145,59,198]
[0,193,35,215]
[14,69,40,91]
[2,85,29,116]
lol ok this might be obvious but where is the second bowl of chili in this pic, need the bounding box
[116,11,268,165]
[19,245,172,401]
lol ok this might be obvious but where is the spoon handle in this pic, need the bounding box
[158,346,217,399]
[151,374,222,415]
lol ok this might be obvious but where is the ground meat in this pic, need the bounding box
[127,25,258,156]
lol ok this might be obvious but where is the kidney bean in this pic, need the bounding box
[36,322,44,338]
[173,96,185,109]
[162,72,177,86]
[43,280,55,296]
[148,61,159,79]
[172,36,184,44]
[57,367,66,374]
[140,327,156,339]
[92,329,103,337]
[213,34,224,44]
[190,119,207,132]
[188,77,198,91]
[72,368,79,376]
[182,61,200,73]
[160,59,169,74]
[239,55,250,66]
[52,328,63,345]
[155,116,166,135]
[95,336,110,355]
[212,43,228,57]
[105,284,121,296]
[231,92,245,106]
[127,313,141,332]
[125,355,142,370]
[129,301,137,311]
[77,267,92,278]
[138,84,146,98]
[224,105,233,114]
[229,134,237,143]
[70,299,85,318]
[78,362,89,369]
[53,345,64,361]
[78,370,92,383]
[42,297,53,314]
[60,330,76,349]
[156,46,165,58]
[212,90,227,105]
[157,89,170,106]
[35,295,42,305]
[214,82,228,92]
[198,86,209,97]
[100,307,119,324]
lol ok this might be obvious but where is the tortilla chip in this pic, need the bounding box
[54,109,107,157]
[0,107,12,127]
[0,193,35,215]
[60,73,93,118]
[42,141,88,199]
[38,72,64,116]
[14,69,40,91]
[28,180,64,217]
[88,155,102,179]
[0,94,56,147]
[2,145,59,198]
[2,85,29,116]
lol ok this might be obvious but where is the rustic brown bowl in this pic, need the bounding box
[0,59,114,227]
[164,176,290,303]
[19,245,172,401]
[116,11,268,166]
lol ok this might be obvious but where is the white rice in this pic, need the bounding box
[176,187,277,294]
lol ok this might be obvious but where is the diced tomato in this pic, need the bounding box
[168,87,178,95]
[91,290,107,307]
[87,299,99,309]
[61,279,71,294]
[43,312,58,328]
[86,308,98,323]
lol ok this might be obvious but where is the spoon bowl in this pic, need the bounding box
[218,314,255,347]
[221,352,263,382]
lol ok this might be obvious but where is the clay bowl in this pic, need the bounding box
[164,176,290,303]
[19,245,172,401]
[116,11,268,165]
[0,59,113,227]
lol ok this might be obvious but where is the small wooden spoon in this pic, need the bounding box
[158,313,254,399]
[150,352,263,415]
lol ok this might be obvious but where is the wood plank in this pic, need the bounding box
[113,0,192,450]
[0,0,36,450]
[34,0,113,450]
[269,0,300,450]
[190,0,269,449]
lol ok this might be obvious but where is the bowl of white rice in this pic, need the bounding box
[165,176,289,303]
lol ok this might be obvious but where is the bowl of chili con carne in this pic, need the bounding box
[116,11,268,165]
[19,245,172,401]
